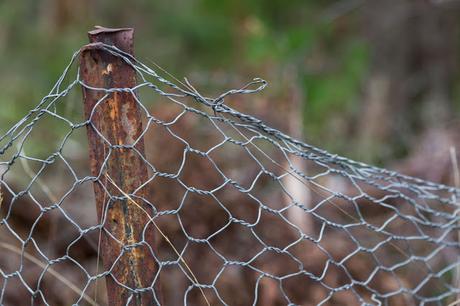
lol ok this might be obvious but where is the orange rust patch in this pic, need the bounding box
[109,101,118,121]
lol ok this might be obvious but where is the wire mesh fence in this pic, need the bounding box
[1,33,460,305]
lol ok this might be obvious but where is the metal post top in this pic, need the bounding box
[87,26,134,54]
[88,25,133,35]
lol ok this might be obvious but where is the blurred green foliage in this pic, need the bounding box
[0,0,369,157]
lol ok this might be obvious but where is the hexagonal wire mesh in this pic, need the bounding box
[1,43,460,306]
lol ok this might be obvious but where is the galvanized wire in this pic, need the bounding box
[1,44,460,306]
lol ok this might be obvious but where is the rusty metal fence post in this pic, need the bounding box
[80,27,160,305]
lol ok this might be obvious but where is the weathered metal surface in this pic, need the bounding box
[80,27,159,305]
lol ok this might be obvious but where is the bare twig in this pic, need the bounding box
[0,241,99,306]
[105,174,210,306]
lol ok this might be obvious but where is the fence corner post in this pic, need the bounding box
[80,26,160,305]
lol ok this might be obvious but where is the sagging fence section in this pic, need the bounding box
[1,27,460,306]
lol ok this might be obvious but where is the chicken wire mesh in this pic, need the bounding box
[0,43,460,306]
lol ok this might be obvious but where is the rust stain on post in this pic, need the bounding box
[80,27,159,305]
